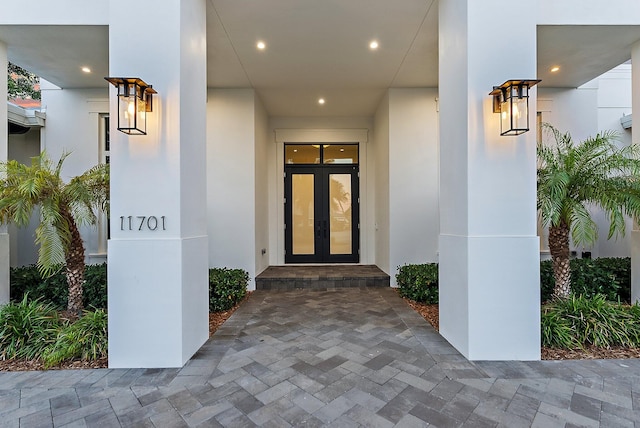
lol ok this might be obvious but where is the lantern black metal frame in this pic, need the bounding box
[104,77,157,135]
[489,79,540,136]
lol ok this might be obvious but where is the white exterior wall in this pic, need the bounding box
[207,89,257,289]
[538,0,640,24]
[255,96,270,276]
[388,89,439,283]
[597,65,633,142]
[632,42,640,303]
[593,65,634,258]
[0,0,108,24]
[373,94,390,274]
[538,87,598,143]
[8,129,40,267]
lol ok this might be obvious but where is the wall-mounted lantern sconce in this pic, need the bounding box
[490,79,540,136]
[104,77,157,135]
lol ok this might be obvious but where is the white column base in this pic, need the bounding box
[439,234,540,361]
[0,233,9,305]
[108,236,209,368]
[631,230,640,304]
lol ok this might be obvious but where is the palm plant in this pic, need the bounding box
[537,124,640,299]
[0,152,109,313]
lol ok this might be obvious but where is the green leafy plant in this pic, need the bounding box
[537,124,640,299]
[541,305,580,349]
[541,294,640,349]
[396,263,439,304]
[0,295,65,360]
[10,264,107,310]
[540,258,630,303]
[43,309,107,367]
[209,268,248,312]
[0,152,109,313]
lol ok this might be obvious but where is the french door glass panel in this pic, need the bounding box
[329,173,352,255]
[292,174,315,255]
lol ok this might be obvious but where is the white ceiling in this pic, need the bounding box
[2,0,640,117]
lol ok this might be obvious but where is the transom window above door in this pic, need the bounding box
[285,144,358,165]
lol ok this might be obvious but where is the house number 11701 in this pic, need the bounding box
[120,216,167,231]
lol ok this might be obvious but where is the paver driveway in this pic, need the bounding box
[1,288,639,426]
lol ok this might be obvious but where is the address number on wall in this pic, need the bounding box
[120,216,167,231]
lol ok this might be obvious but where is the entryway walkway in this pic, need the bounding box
[0,288,639,426]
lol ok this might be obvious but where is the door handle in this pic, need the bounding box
[323,220,327,239]
[316,221,321,238]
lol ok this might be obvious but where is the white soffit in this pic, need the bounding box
[537,25,640,87]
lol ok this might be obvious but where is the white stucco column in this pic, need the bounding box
[0,41,9,305]
[107,0,209,367]
[438,0,540,360]
[631,41,640,304]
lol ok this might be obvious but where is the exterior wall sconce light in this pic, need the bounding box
[490,79,540,136]
[104,77,157,135]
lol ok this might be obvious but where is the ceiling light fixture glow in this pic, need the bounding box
[550,66,560,73]
[81,67,91,73]
[369,40,379,50]
[318,98,325,105]
[257,41,266,50]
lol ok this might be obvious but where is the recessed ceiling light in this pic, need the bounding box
[550,66,560,73]
[369,40,379,50]
[318,98,325,105]
[257,41,266,50]
[81,67,91,73]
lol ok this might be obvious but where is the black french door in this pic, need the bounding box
[285,165,359,263]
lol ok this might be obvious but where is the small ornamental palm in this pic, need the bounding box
[537,124,640,299]
[0,152,109,313]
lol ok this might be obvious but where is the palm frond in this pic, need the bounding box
[568,201,598,247]
[34,222,66,277]
[538,123,640,247]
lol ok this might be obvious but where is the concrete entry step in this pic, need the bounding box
[255,264,390,290]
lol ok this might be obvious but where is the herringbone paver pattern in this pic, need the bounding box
[1,288,640,426]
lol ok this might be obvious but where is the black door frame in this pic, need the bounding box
[284,164,359,263]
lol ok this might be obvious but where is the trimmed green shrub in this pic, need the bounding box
[11,264,250,313]
[10,264,107,310]
[43,309,108,367]
[540,258,630,303]
[82,264,108,310]
[541,294,640,349]
[0,295,65,360]
[396,263,438,304]
[209,268,248,312]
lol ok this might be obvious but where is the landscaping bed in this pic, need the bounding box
[398,260,640,360]
[1,265,250,372]
[402,296,640,360]
[0,296,249,372]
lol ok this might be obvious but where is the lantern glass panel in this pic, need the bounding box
[137,96,147,133]
[514,97,528,130]
[118,95,134,132]
[500,99,511,134]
